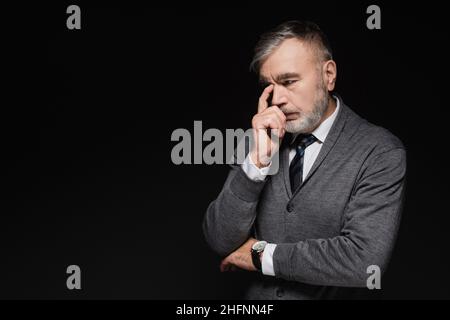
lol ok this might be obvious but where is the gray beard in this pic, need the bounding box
[285,81,329,134]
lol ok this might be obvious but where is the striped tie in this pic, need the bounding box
[289,134,317,192]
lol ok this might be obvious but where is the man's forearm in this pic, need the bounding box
[203,164,267,257]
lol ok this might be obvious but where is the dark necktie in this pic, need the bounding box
[289,134,317,192]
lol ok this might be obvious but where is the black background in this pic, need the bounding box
[1,2,449,299]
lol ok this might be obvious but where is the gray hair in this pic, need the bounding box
[250,20,333,73]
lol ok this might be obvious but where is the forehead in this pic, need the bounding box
[259,38,316,79]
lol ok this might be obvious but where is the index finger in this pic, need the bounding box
[258,84,274,113]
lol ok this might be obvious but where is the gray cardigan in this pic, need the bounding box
[203,96,406,299]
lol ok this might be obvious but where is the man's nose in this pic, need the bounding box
[271,85,288,107]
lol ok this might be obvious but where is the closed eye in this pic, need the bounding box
[282,80,297,86]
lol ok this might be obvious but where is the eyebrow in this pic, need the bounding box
[259,72,301,85]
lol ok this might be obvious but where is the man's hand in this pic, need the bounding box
[220,238,259,272]
[250,84,286,168]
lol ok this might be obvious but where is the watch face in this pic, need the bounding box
[252,241,267,252]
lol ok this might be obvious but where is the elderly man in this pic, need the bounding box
[203,20,406,300]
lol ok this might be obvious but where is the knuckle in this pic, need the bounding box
[252,114,262,124]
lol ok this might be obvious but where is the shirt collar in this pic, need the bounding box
[290,95,340,145]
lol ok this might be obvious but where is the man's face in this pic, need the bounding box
[259,38,330,134]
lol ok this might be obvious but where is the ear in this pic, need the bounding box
[322,60,337,91]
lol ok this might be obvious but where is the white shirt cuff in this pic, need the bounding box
[241,154,271,181]
[261,243,277,276]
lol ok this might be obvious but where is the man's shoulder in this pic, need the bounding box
[342,103,405,156]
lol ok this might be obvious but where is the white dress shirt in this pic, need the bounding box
[241,97,340,276]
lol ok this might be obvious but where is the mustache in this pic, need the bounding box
[280,107,301,115]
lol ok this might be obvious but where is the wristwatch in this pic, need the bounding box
[251,240,267,271]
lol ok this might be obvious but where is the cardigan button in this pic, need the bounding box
[286,203,294,213]
[276,288,284,297]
